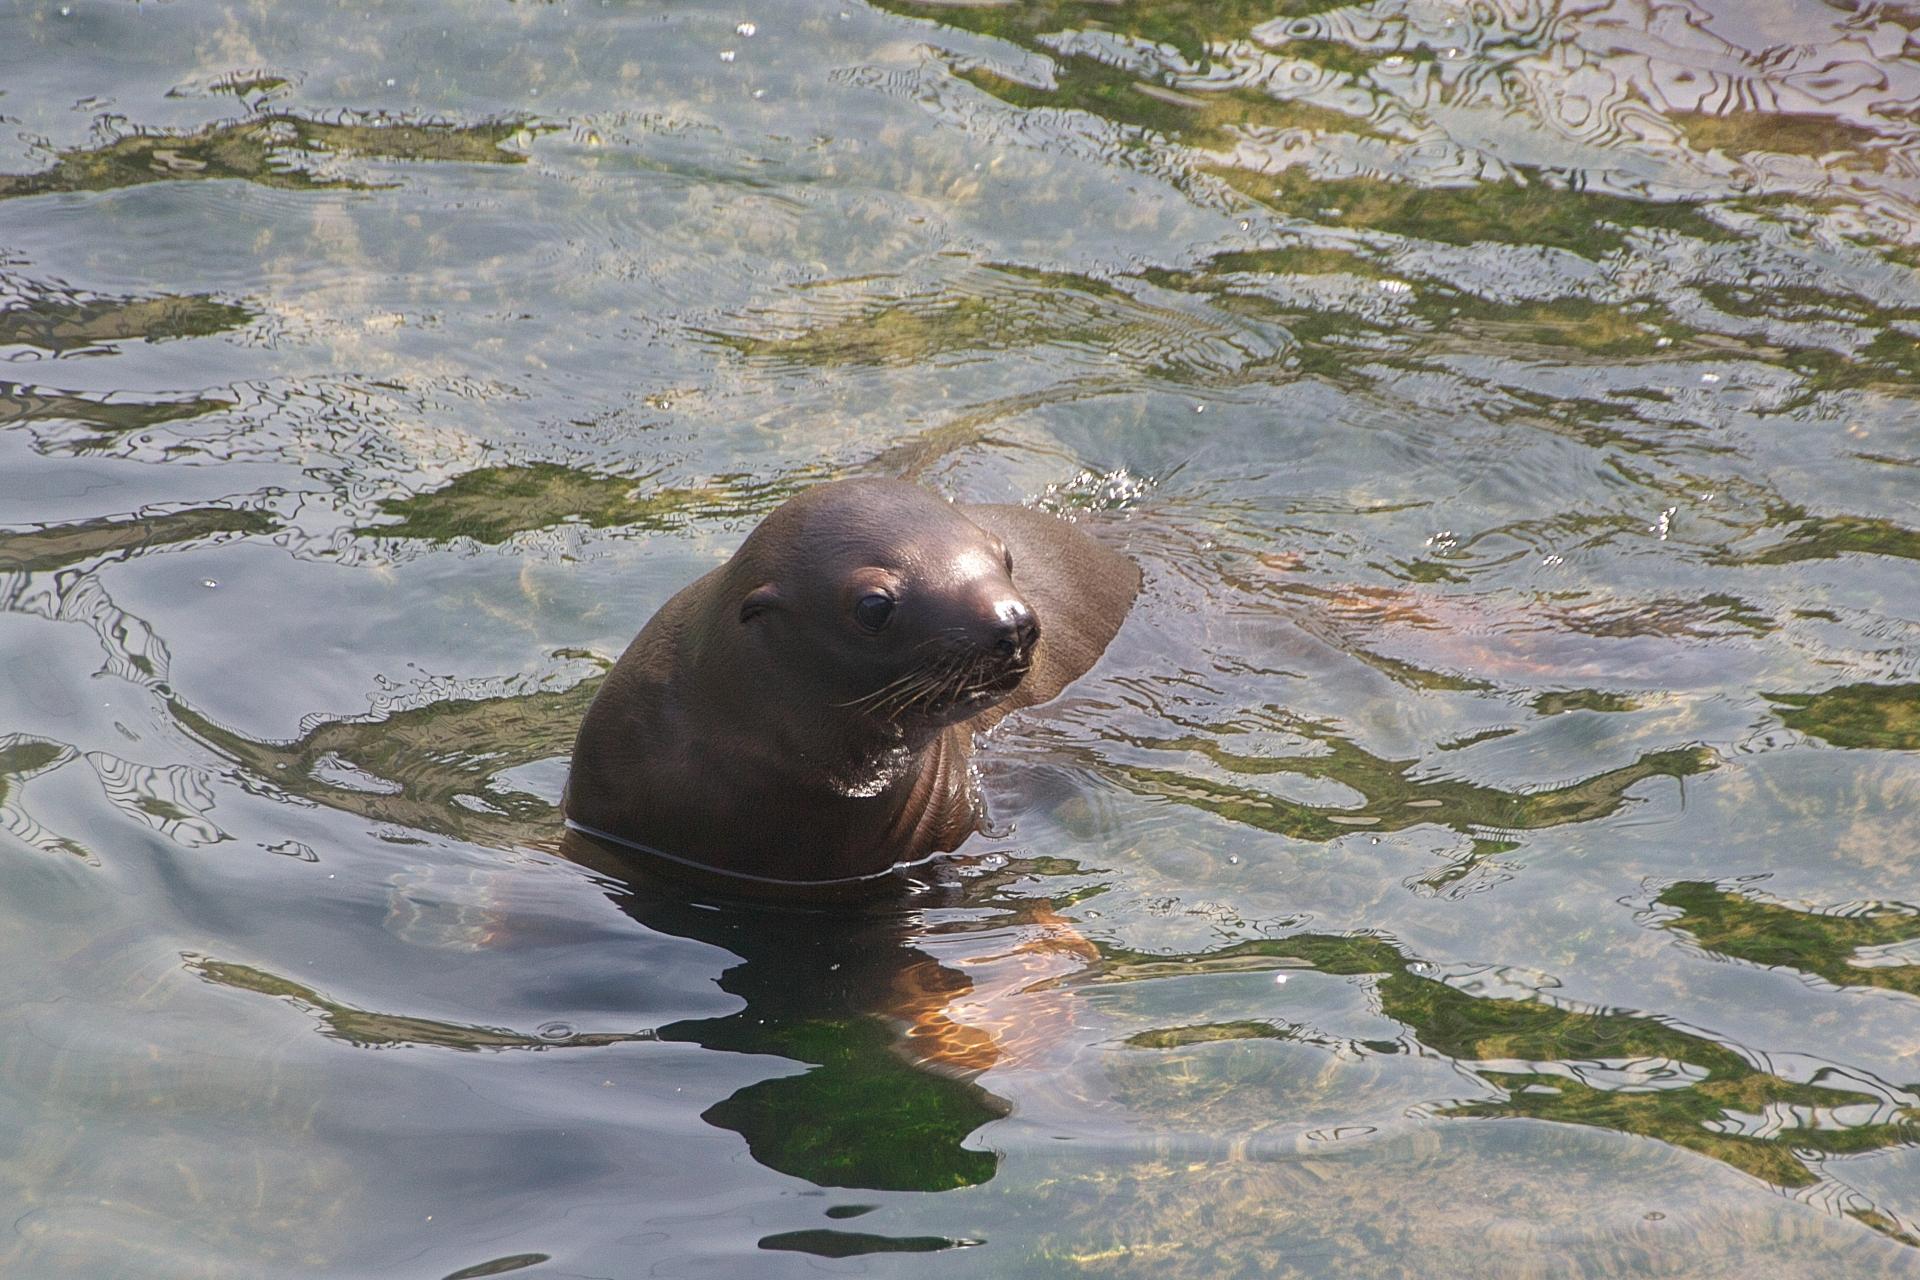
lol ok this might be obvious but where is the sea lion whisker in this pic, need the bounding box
[889,653,972,719]
[864,661,947,717]
[836,637,975,711]
[836,667,933,710]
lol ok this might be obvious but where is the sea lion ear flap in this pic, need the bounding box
[739,582,781,623]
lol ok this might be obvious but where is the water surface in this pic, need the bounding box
[3,0,1920,1275]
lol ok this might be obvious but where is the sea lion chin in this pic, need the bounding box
[563,477,1139,888]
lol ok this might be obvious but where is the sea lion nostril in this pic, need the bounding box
[992,601,1039,658]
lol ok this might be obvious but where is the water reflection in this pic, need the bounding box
[0,112,541,200]
[1098,697,1712,888]
[164,678,1037,1191]
[358,464,821,546]
[167,672,600,853]
[0,508,275,576]
[0,382,235,443]
[2,0,1918,1269]
[1658,880,1920,998]
[189,954,654,1052]
[0,281,252,355]
[1088,930,1920,1241]
[1770,683,1920,751]
[571,852,1017,1194]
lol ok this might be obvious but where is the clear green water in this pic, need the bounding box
[3,0,1919,1274]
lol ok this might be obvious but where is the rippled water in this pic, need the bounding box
[3,0,1919,1274]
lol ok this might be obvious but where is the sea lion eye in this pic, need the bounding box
[853,592,896,632]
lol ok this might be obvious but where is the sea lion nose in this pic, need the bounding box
[991,600,1040,658]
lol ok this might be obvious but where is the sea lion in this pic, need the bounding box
[564,478,1138,887]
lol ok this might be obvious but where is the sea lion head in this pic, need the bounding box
[718,479,1040,738]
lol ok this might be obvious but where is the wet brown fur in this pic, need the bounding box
[564,479,1138,883]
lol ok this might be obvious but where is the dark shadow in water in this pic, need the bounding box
[758,1227,979,1256]
[439,1254,551,1280]
[188,836,1019,1193]
[563,835,1014,1194]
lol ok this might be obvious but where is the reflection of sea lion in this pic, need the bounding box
[565,478,1138,886]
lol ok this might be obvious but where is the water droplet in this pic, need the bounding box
[720,49,736,62]
[537,1021,576,1041]
[1700,372,1721,384]
[1194,403,1206,413]
[1227,854,1240,865]
[752,88,766,99]
[200,578,219,589]
[59,4,71,13]
[1274,973,1289,984]
[736,20,756,36]
[1238,219,1251,231]
[384,78,396,87]
[1383,54,1407,68]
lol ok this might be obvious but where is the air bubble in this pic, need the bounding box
[720,49,736,62]
[736,21,757,35]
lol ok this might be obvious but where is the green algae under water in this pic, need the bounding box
[2,0,1920,1275]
